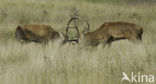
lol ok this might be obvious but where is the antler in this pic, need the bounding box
[82,20,90,35]
[86,20,90,32]
[65,10,80,43]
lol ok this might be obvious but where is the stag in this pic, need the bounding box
[78,21,143,47]
[15,25,64,44]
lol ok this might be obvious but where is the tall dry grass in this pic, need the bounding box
[0,0,156,84]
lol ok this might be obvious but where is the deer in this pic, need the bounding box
[78,21,143,47]
[67,20,143,47]
[64,11,143,46]
[64,10,143,47]
[15,10,80,45]
[15,24,65,44]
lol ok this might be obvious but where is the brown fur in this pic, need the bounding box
[15,24,62,44]
[81,22,143,46]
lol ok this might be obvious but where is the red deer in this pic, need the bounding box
[77,21,143,47]
[14,10,79,45]
[15,25,64,44]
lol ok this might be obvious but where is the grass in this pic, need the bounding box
[0,0,156,84]
[87,0,121,3]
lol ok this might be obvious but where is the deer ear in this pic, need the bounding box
[59,32,64,38]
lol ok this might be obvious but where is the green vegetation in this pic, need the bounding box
[0,0,156,84]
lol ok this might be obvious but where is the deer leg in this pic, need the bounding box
[43,39,48,45]
[137,33,142,41]
[107,36,114,46]
[136,33,142,43]
[127,37,139,44]
[128,33,142,44]
[127,32,142,44]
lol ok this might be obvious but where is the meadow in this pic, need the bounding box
[0,0,156,84]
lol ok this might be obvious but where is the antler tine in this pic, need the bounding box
[82,20,90,35]
[67,10,79,27]
[72,10,78,16]
[67,17,78,27]
[75,14,79,17]
[67,10,79,26]
[73,10,80,39]
[86,20,90,32]
[74,18,80,38]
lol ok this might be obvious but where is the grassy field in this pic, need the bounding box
[0,0,156,84]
